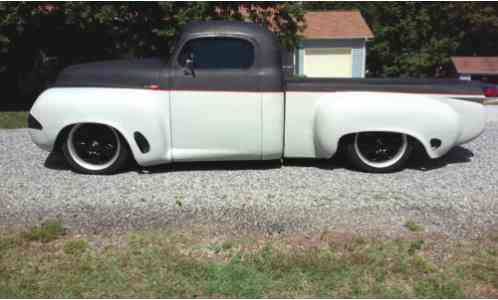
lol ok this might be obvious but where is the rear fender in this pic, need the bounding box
[312,92,462,159]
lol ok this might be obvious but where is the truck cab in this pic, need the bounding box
[166,22,285,161]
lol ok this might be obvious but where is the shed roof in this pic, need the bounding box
[451,56,498,75]
[302,10,374,40]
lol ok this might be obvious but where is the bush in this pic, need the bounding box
[22,219,66,243]
[64,239,89,256]
[405,220,424,232]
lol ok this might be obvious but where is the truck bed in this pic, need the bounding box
[285,78,484,99]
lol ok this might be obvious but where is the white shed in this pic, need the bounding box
[291,10,374,78]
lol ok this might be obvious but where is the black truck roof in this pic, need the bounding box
[178,21,282,70]
[181,21,274,40]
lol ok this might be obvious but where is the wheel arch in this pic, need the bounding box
[54,122,135,161]
[312,92,462,159]
[337,130,427,157]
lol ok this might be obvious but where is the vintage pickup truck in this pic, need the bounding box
[29,21,488,174]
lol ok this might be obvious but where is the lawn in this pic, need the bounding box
[1,220,497,298]
[0,111,28,128]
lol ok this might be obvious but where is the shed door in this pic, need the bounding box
[304,48,352,78]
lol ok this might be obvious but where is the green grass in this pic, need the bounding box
[1,223,497,298]
[0,111,28,128]
[63,239,89,256]
[405,220,424,232]
[21,219,66,243]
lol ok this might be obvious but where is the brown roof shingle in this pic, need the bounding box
[302,10,374,39]
[451,56,498,75]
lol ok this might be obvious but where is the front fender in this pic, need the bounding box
[29,87,172,166]
[313,92,462,159]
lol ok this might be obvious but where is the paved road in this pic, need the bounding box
[1,108,498,238]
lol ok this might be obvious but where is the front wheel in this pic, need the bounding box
[62,123,130,174]
[345,132,413,173]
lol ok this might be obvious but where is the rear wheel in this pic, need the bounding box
[62,123,129,174]
[345,132,412,173]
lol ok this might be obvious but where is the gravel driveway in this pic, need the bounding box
[1,107,498,238]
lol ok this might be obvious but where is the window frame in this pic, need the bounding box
[174,35,257,71]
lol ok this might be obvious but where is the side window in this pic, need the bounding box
[178,37,254,69]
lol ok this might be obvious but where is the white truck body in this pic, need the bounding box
[28,21,487,173]
[30,87,485,166]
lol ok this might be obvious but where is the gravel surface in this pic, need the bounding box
[1,107,498,238]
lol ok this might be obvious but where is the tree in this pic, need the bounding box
[3,2,498,110]
[304,2,498,78]
[0,2,305,109]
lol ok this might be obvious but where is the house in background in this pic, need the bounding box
[285,11,374,78]
[451,56,498,84]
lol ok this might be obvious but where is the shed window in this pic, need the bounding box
[178,37,254,69]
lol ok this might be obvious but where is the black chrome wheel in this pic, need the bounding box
[345,132,412,173]
[62,123,129,174]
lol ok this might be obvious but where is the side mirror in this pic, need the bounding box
[183,53,195,76]
[185,58,194,70]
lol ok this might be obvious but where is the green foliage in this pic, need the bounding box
[22,219,66,243]
[408,239,425,255]
[206,255,268,298]
[222,239,234,251]
[405,220,424,232]
[63,239,89,256]
[0,3,304,109]
[2,2,498,109]
[304,2,498,78]
[0,111,28,128]
[414,277,464,298]
[411,255,436,273]
[0,235,19,255]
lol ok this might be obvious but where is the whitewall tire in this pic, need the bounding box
[62,123,130,174]
[345,132,413,173]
